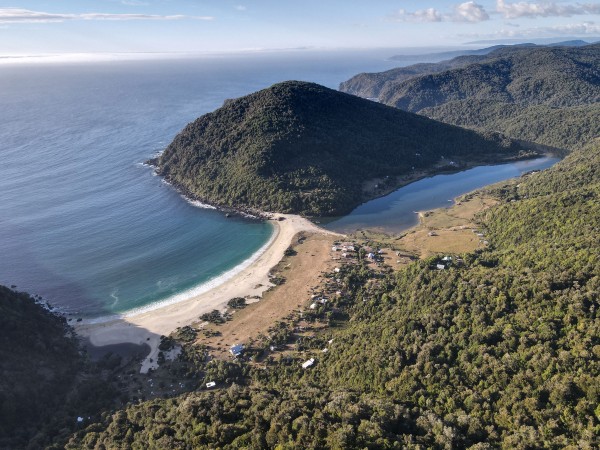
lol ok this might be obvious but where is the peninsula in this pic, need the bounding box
[151,80,531,217]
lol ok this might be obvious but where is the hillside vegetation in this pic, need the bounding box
[154,81,526,216]
[69,140,599,448]
[422,101,600,151]
[0,287,120,450]
[338,56,487,99]
[340,44,600,150]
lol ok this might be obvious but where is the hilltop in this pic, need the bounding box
[154,81,526,216]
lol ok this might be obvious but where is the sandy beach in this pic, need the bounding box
[75,214,338,372]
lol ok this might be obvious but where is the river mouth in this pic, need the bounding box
[322,155,560,234]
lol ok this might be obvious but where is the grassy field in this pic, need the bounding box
[352,191,498,262]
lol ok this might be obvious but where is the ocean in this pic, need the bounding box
[0,50,404,318]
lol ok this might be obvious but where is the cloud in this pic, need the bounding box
[235,5,247,11]
[120,0,149,5]
[460,20,600,38]
[453,1,490,22]
[0,8,213,23]
[390,7,443,22]
[496,1,600,19]
[389,2,489,23]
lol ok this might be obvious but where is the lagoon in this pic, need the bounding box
[324,156,560,234]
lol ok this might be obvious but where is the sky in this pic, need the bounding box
[1,1,600,55]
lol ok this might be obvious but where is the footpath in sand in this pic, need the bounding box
[76,214,340,373]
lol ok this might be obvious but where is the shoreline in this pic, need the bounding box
[75,214,340,373]
[75,154,557,372]
[81,220,279,325]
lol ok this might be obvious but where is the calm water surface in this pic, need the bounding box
[324,156,560,234]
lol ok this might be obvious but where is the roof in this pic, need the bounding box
[302,358,315,369]
[230,344,244,356]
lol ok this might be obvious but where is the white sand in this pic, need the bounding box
[75,214,338,373]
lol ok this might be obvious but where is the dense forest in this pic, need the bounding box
[66,139,599,448]
[0,287,123,449]
[153,81,527,216]
[340,44,600,150]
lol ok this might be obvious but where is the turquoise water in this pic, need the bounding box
[324,156,560,234]
[0,51,403,318]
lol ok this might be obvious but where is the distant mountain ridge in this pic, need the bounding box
[153,81,528,216]
[379,44,600,111]
[389,40,591,64]
[340,44,600,150]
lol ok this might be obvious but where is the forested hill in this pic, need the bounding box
[0,287,80,448]
[0,287,121,449]
[154,81,526,216]
[341,44,600,109]
[68,139,599,449]
[340,44,600,150]
[338,55,489,99]
[378,44,600,111]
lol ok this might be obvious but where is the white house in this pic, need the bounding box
[302,358,315,369]
[436,264,446,270]
[206,381,216,388]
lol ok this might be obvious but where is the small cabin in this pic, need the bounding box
[302,358,315,369]
[206,381,216,388]
[230,344,244,357]
[436,264,446,270]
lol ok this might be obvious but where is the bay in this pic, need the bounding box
[0,50,403,317]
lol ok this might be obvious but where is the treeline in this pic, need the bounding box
[67,140,599,448]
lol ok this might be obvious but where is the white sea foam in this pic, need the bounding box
[82,222,276,325]
[184,197,218,210]
[157,174,218,210]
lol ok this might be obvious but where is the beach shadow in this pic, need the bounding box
[83,339,151,362]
